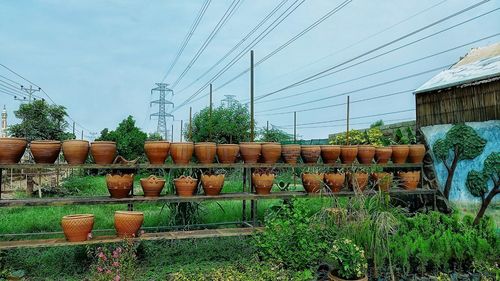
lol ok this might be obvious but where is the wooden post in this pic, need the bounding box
[294,111,297,143]
[171,124,174,142]
[250,50,255,142]
[189,107,192,141]
[209,84,213,118]
[346,96,350,145]
[180,120,183,142]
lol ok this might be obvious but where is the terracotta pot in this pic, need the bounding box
[281,144,301,164]
[340,145,358,164]
[239,142,261,163]
[62,140,89,164]
[261,142,282,164]
[30,140,61,164]
[350,172,369,191]
[408,144,426,163]
[321,145,341,164]
[357,145,375,164]
[391,145,409,164]
[170,142,194,164]
[201,174,225,196]
[106,173,134,199]
[324,173,345,192]
[399,171,420,190]
[114,211,144,238]
[0,137,28,164]
[372,172,393,192]
[140,175,165,197]
[91,141,117,164]
[174,175,198,197]
[301,145,321,163]
[61,214,94,242]
[301,173,325,193]
[252,172,275,195]
[194,142,217,164]
[144,141,170,164]
[328,272,368,281]
[375,146,392,164]
[216,144,239,164]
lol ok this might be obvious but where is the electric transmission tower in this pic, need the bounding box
[150,83,174,140]
[221,95,237,108]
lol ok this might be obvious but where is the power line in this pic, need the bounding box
[161,0,211,82]
[279,117,416,130]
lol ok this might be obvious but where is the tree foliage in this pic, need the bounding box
[8,100,73,141]
[257,127,292,143]
[96,116,147,160]
[186,103,251,144]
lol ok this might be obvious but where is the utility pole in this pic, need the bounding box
[346,96,350,145]
[171,124,174,142]
[209,84,213,118]
[294,111,297,143]
[189,107,192,141]
[72,122,75,136]
[250,50,255,142]
[180,120,183,142]
[15,85,41,103]
[150,83,174,140]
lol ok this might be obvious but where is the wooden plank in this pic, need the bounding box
[0,227,264,250]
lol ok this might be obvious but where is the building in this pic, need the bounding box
[414,42,500,129]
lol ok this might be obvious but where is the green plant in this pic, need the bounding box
[96,116,148,160]
[257,126,293,143]
[392,128,409,145]
[326,238,368,280]
[330,129,366,145]
[87,239,139,281]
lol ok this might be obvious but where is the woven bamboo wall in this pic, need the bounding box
[416,79,500,128]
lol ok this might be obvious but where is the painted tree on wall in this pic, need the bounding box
[433,124,486,199]
[466,152,499,225]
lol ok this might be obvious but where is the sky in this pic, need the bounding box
[0,0,499,141]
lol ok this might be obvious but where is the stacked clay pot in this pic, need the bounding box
[408,144,426,163]
[216,144,239,164]
[301,145,321,164]
[324,172,345,192]
[174,175,198,197]
[106,174,134,198]
[399,171,421,190]
[144,141,170,164]
[62,140,89,164]
[357,145,375,164]
[281,144,301,164]
[261,142,282,164]
[140,175,165,197]
[320,145,341,164]
[114,211,144,238]
[170,142,194,164]
[350,172,369,191]
[340,145,358,164]
[201,174,225,196]
[372,172,393,192]
[194,142,217,164]
[252,172,275,195]
[391,145,409,164]
[30,140,61,164]
[61,214,94,242]
[239,142,261,163]
[0,137,28,164]
[375,146,392,164]
[91,141,117,164]
[301,173,324,193]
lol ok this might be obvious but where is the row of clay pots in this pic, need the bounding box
[61,211,144,242]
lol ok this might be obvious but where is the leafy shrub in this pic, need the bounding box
[325,238,367,279]
[87,240,139,281]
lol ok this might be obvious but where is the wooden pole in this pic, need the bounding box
[171,124,174,142]
[209,84,213,118]
[294,111,297,143]
[189,107,192,141]
[180,120,183,142]
[346,96,350,145]
[250,50,254,142]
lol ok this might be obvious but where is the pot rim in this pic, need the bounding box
[106,173,134,178]
[194,142,216,145]
[217,143,239,147]
[115,211,144,216]
[239,142,262,145]
[391,144,409,148]
[171,142,194,145]
[340,145,358,148]
[63,140,89,144]
[283,144,301,147]
[0,137,28,142]
[140,177,166,182]
[145,140,170,144]
[320,145,340,147]
[62,214,94,219]
[30,140,62,144]
[91,141,116,145]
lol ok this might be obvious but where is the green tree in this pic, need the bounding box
[186,103,251,143]
[433,124,486,199]
[257,126,292,143]
[8,100,74,141]
[466,152,499,225]
[96,116,147,160]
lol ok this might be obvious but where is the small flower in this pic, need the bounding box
[97,267,103,272]
[112,261,120,267]
[87,232,93,240]
[106,270,112,274]
[114,275,121,281]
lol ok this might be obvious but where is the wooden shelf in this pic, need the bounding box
[0,227,264,250]
[0,189,436,207]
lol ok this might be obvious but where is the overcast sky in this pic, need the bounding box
[0,0,499,140]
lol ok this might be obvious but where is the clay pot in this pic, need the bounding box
[62,140,89,164]
[301,145,321,163]
[281,144,301,164]
[261,142,282,164]
[328,272,368,281]
[399,171,420,190]
[106,173,134,199]
[61,214,94,242]
[350,172,369,191]
[0,138,28,164]
[408,144,426,163]
[194,142,217,164]
[340,145,358,164]
[140,175,165,197]
[174,175,198,197]
[252,172,275,195]
[144,141,170,164]
[301,173,325,193]
[114,211,144,238]
[239,142,261,163]
[321,145,341,164]
[375,146,392,164]
[357,145,375,164]
[216,144,239,164]
[30,140,61,164]
[324,173,345,192]
[201,174,225,196]
[372,172,393,192]
[91,141,117,164]
[391,145,409,164]
[170,142,194,164]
